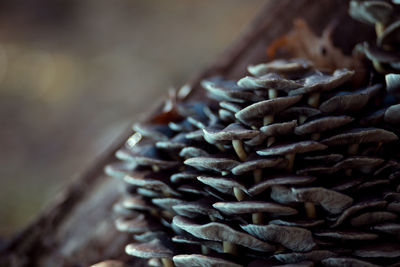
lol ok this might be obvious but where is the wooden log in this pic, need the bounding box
[0,1,372,266]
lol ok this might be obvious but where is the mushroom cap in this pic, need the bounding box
[115,214,161,233]
[257,141,327,156]
[202,79,262,103]
[303,154,343,164]
[319,84,381,114]
[232,157,286,175]
[133,122,173,141]
[172,202,223,219]
[349,0,393,25]
[314,230,378,241]
[124,172,180,197]
[213,201,298,215]
[220,101,242,113]
[331,200,387,228]
[362,42,400,63]
[235,95,302,126]
[241,224,316,252]
[279,106,321,119]
[248,58,313,76]
[197,176,248,195]
[172,216,275,252]
[203,123,259,142]
[173,254,243,267]
[333,156,384,174]
[274,250,336,264]
[260,120,298,137]
[184,157,239,173]
[172,236,223,253]
[371,223,400,236]
[386,73,400,99]
[353,243,400,258]
[384,103,400,125]
[321,257,380,267]
[322,128,398,146]
[105,162,135,179]
[378,20,400,47]
[170,172,199,183]
[295,116,353,135]
[152,198,186,212]
[237,72,302,91]
[288,69,354,96]
[350,211,398,227]
[125,239,174,259]
[248,175,316,196]
[269,219,324,228]
[179,147,209,159]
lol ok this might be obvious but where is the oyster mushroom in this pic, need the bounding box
[314,230,378,241]
[245,120,297,147]
[351,211,398,227]
[241,224,316,252]
[231,157,286,183]
[173,254,242,267]
[125,172,181,197]
[279,106,321,124]
[321,257,380,267]
[172,216,275,254]
[133,122,173,141]
[248,175,316,196]
[353,243,400,258]
[172,202,223,220]
[202,79,262,103]
[386,74,400,98]
[378,20,400,47]
[115,214,161,234]
[274,250,336,264]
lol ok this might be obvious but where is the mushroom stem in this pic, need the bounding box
[252,212,263,225]
[232,139,247,161]
[152,165,160,172]
[223,241,237,255]
[375,22,385,37]
[308,92,320,108]
[285,153,296,171]
[311,133,321,140]
[305,202,316,218]
[253,169,262,184]
[201,245,210,255]
[233,187,245,201]
[263,115,274,126]
[268,88,278,99]
[267,136,275,147]
[216,144,226,152]
[299,115,307,124]
[347,143,359,155]
[162,258,175,267]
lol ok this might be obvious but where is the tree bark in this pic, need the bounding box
[0,1,372,266]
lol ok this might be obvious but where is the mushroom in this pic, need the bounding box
[302,154,343,164]
[197,176,248,201]
[172,216,275,254]
[170,172,199,183]
[241,224,316,252]
[172,202,223,220]
[134,231,168,242]
[235,95,302,127]
[378,20,400,47]
[173,254,243,267]
[322,128,398,155]
[349,0,393,36]
[248,175,316,196]
[361,42,400,72]
[115,214,161,234]
[319,84,382,115]
[371,223,400,237]
[184,156,239,176]
[384,103,400,125]
[279,106,321,124]
[353,243,400,259]
[105,162,135,179]
[274,250,336,264]
[333,156,384,175]
[218,109,235,122]
[152,198,186,213]
[133,122,173,141]
[314,230,378,241]
[351,211,398,227]
[91,260,129,267]
[213,201,297,224]
[246,120,297,147]
[125,239,174,267]
[179,147,209,159]
[247,58,313,76]
[257,141,327,171]
[330,200,387,227]
[203,123,259,161]
[321,257,380,267]
[231,157,286,183]
[289,69,355,107]
[172,235,223,254]
[125,172,181,197]
[294,116,354,140]
[269,219,324,228]
[386,74,400,98]
[202,79,262,103]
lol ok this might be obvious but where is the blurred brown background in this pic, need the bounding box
[0,0,265,238]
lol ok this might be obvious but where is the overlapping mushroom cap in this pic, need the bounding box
[107,55,400,267]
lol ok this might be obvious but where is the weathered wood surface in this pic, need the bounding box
[0,1,372,266]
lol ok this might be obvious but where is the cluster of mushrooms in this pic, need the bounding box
[106,55,400,267]
[102,1,400,267]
